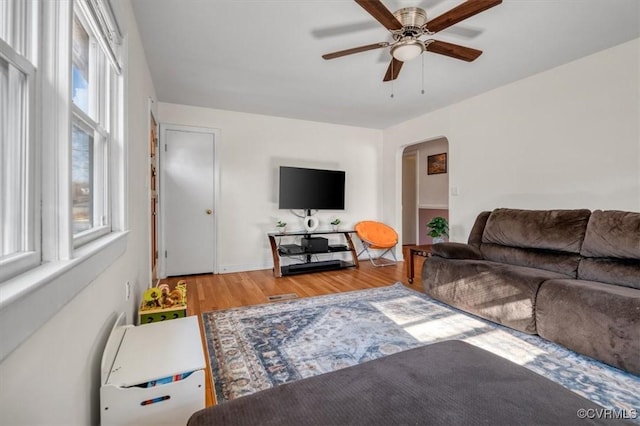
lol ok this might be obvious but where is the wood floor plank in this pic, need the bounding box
[163,257,427,409]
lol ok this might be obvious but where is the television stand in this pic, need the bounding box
[268,230,359,277]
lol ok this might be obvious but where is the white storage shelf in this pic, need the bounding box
[100,314,206,426]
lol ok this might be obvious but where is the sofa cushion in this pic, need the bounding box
[423,257,568,334]
[468,211,491,248]
[536,279,640,375]
[481,243,581,277]
[578,210,640,288]
[431,242,482,260]
[578,258,640,290]
[580,210,640,259]
[482,208,591,253]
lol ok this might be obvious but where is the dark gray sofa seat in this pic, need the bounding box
[425,256,568,334]
[537,279,640,374]
[422,208,640,375]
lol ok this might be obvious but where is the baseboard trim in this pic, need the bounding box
[218,263,272,274]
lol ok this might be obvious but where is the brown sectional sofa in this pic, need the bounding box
[423,208,640,375]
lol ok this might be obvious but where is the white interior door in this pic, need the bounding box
[162,127,215,276]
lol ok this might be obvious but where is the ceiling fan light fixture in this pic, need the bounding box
[391,40,423,62]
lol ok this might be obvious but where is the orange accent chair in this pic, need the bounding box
[354,221,398,267]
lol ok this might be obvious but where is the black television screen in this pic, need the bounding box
[279,166,345,210]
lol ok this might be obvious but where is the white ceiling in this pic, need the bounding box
[130,0,639,129]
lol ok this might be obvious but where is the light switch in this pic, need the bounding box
[450,186,459,196]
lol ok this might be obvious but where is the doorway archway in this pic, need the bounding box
[401,137,449,246]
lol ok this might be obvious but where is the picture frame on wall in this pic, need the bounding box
[427,153,447,175]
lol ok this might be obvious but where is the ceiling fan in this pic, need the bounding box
[322,0,502,82]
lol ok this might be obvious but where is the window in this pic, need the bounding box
[0,0,123,282]
[71,6,113,245]
[0,0,37,282]
[0,0,127,361]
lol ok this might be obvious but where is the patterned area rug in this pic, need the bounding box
[202,283,640,419]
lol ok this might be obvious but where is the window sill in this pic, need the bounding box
[0,231,129,362]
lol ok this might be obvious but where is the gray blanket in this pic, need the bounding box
[188,340,627,425]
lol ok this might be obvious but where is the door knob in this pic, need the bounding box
[206,209,213,215]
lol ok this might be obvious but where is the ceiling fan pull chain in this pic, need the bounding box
[421,54,425,95]
[390,60,395,98]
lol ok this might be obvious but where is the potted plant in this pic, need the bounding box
[426,217,449,244]
[276,220,287,234]
[330,218,341,231]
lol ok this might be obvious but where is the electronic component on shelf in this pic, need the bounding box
[279,244,305,255]
[282,260,347,275]
[301,237,329,253]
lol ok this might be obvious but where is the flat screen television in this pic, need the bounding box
[279,166,345,210]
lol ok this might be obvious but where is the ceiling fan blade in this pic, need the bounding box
[354,0,403,31]
[322,42,390,60]
[383,58,403,81]
[426,0,502,34]
[426,40,482,62]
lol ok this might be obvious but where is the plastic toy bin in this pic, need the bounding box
[100,315,205,425]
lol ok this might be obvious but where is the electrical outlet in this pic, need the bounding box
[125,281,131,301]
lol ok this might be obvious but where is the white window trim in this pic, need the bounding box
[0,19,39,282]
[0,231,128,361]
[40,0,73,262]
[0,252,38,282]
[0,0,128,362]
[77,0,122,74]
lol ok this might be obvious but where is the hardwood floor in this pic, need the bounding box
[161,254,427,407]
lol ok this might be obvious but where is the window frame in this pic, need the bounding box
[0,5,39,283]
[71,4,113,247]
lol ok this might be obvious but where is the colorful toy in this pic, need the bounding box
[139,281,188,324]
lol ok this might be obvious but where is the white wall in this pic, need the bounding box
[383,38,640,245]
[158,103,383,273]
[0,2,156,425]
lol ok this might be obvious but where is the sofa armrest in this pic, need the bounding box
[431,242,483,260]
